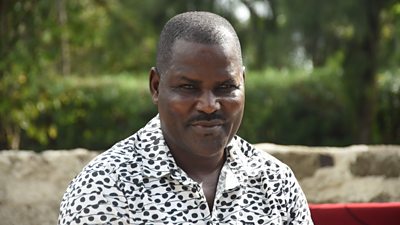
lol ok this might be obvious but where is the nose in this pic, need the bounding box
[195,91,220,114]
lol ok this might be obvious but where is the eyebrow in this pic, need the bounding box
[176,75,239,85]
[219,78,238,84]
[176,76,201,84]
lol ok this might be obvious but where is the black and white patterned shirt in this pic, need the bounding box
[59,115,313,225]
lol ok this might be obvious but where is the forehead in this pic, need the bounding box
[166,39,242,78]
[172,38,239,59]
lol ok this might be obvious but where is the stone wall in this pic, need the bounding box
[1,145,399,225]
[255,144,400,203]
[0,149,98,225]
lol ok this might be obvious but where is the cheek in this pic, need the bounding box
[224,93,245,114]
[159,94,193,118]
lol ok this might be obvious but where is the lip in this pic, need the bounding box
[189,119,224,135]
[190,119,224,127]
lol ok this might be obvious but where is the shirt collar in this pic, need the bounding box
[225,136,259,177]
[136,115,178,179]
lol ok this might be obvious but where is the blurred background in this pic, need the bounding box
[0,0,399,151]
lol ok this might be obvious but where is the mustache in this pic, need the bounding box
[187,112,225,124]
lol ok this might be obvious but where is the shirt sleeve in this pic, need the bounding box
[284,166,314,225]
[58,168,130,225]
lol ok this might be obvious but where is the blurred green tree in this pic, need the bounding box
[1,0,399,149]
[280,0,399,143]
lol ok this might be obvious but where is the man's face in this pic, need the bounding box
[150,39,245,160]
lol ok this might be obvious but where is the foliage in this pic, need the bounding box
[240,66,353,146]
[1,0,400,149]
[1,69,399,151]
[1,72,157,150]
[374,69,400,143]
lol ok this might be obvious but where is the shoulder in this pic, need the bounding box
[90,134,140,168]
[59,134,142,224]
[232,137,314,224]
[63,115,163,198]
[63,133,141,192]
[234,136,291,173]
[59,116,165,224]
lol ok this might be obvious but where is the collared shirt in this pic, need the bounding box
[59,116,313,225]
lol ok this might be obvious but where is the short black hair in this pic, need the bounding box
[156,11,243,75]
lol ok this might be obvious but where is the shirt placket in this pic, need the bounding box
[211,163,246,224]
[171,168,212,223]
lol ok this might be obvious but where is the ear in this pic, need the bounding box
[242,66,246,82]
[149,67,160,104]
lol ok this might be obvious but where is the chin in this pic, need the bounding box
[192,138,227,155]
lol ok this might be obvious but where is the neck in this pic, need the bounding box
[168,146,226,212]
[171,148,226,181]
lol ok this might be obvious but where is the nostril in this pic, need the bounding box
[196,92,220,114]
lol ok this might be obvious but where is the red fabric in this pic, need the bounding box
[309,202,400,225]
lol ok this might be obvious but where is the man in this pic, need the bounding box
[59,11,313,224]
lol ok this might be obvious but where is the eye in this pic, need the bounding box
[179,84,196,90]
[217,83,239,91]
[174,83,199,93]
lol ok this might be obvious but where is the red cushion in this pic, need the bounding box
[309,202,400,225]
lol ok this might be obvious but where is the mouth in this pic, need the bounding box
[191,119,224,127]
[190,119,224,134]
